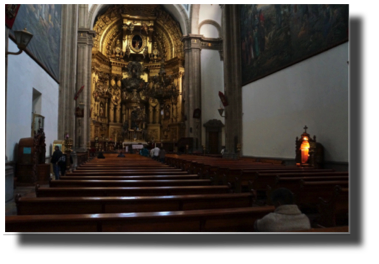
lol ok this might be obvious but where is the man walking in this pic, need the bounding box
[51,145,62,180]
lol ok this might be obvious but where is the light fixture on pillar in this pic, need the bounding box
[218,108,225,117]
[143,61,179,107]
[218,91,228,117]
[7,28,33,56]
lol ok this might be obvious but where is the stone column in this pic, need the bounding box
[5,27,14,202]
[76,27,96,151]
[182,34,202,150]
[222,5,242,159]
[59,5,79,143]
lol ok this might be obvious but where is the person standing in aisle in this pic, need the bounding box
[51,145,62,180]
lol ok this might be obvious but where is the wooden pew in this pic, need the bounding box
[68,171,189,176]
[317,186,349,227]
[16,193,255,215]
[248,171,347,199]
[49,179,212,188]
[6,206,275,232]
[250,170,340,189]
[294,180,349,213]
[60,174,200,180]
[266,175,349,199]
[292,226,349,232]
[229,169,338,192]
[36,185,232,197]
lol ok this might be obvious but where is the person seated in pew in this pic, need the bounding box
[254,188,310,232]
[140,146,150,157]
[117,151,125,157]
[97,151,105,159]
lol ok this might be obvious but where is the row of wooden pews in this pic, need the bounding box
[6,153,274,232]
[6,153,349,232]
[166,154,349,231]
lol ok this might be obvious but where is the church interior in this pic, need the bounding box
[5,4,349,232]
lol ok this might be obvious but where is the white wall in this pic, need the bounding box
[7,40,59,161]
[242,43,349,162]
[199,4,222,25]
[200,24,219,38]
[201,49,225,147]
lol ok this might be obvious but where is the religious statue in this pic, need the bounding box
[99,103,104,117]
[112,89,120,105]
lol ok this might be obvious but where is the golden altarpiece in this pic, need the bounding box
[90,5,185,150]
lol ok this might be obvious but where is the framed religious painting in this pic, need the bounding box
[31,114,44,136]
[11,4,62,81]
[240,4,349,85]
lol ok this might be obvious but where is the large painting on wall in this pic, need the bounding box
[240,4,349,85]
[12,4,62,81]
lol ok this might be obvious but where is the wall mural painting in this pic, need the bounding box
[12,4,62,81]
[240,4,349,85]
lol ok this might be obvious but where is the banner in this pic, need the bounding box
[6,5,20,29]
[218,91,228,107]
[74,85,85,100]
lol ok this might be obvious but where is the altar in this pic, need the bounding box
[122,141,147,153]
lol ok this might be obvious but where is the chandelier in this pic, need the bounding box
[143,62,179,106]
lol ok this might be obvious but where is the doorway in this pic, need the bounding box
[203,119,224,155]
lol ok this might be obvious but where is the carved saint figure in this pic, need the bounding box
[99,103,104,117]
[112,89,120,105]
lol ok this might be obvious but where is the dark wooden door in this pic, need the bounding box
[209,132,219,154]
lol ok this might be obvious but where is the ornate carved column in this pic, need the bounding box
[182,34,202,150]
[122,105,126,123]
[175,70,184,123]
[149,105,153,123]
[76,28,96,151]
[222,5,242,159]
[116,105,121,123]
[109,103,115,122]
[154,104,160,124]
[105,101,108,118]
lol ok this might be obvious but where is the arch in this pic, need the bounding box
[88,4,189,35]
[198,19,221,37]
[190,4,200,34]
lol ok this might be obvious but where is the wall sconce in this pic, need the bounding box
[7,28,33,56]
[218,108,225,117]
[218,91,227,117]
